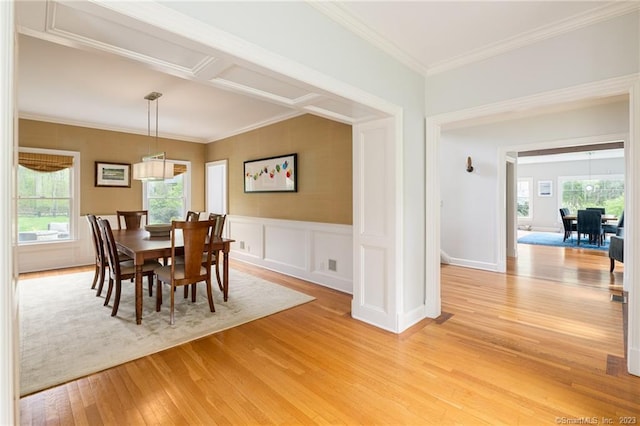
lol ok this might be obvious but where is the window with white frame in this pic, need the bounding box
[517,178,532,219]
[558,175,624,216]
[17,148,80,244]
[143,160,191,224]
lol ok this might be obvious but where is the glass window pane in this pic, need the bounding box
[18,165,71,242]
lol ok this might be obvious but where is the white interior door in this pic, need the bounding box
[206,160,227,215]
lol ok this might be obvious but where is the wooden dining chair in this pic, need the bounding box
[185,210,200,222]
[87,214,133,297]
[116,210,149,230]
[155,219,216,325]
[180,213,228,301]
[86,214,108,293]
[208,213,227,293]
[98,218,162,317]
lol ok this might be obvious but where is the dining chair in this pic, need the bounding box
[586,207,606,215]
[185,210,200,222]
[87,214,133,297]
[208,213,227,292]
[179,213,227,302]
[155,219,216,325]
[98,218,162,317]
[576,209,604,246]
[86,214,108,292]
[116,210,149,230]
[603,210,624,239]
[559,208,576,242]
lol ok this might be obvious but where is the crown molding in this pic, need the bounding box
[308,1,428,76]
[18,112,208,143]
[426,2,640,76]
[310,1,640,78]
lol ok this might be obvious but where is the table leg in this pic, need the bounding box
[223,249,229,302]
[135,264,143,324]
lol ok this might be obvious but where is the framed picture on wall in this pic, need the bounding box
[95,161,131,187]
[244,153,297,193]
[537,180,552,197]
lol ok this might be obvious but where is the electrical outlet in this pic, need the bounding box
[328,259,337,271]
[239,241,245,249]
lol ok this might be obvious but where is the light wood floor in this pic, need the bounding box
[19,244,639,424]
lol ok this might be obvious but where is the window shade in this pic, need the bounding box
[19,152,74,172]
[173,163,187,176]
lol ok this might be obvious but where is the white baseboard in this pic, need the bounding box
[447,257,499,272]
[629,346,640,377]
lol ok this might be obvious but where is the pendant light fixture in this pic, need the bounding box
[585,151,593,192]
[132,91,174,181]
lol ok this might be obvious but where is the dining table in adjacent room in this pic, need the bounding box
[113,227,234,325]
[564,213,618,223]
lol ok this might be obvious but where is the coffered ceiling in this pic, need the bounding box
[15,1,630,143]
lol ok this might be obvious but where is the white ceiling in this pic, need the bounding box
[15,0,626,143]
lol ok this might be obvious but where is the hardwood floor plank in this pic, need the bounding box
[18,246,640,424]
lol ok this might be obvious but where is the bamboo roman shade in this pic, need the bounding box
[173,163,187,176]
[19,152,74,172]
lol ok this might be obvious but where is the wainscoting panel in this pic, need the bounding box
[264,225,308,270]
[228,216,353,293]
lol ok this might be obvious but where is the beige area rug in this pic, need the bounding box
[19,268,314,396]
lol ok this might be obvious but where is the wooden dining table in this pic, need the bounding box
[564,214,618,223]
[113,228,234,325]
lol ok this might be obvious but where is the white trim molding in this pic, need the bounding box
[1,1,18,423]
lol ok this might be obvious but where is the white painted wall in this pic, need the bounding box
[440,100,629,270]
[426,11,640,115]
[518,157,625,231]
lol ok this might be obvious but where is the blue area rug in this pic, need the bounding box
[517,232,609,251]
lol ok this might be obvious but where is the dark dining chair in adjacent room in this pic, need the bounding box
[116,210,149,230]
[97,218,162,317]
[603,210,624,239]
[577,209,604,246]
[559,208,577,242]
[155,219,216,325]
[586,207,606,215]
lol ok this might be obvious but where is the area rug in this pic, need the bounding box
[19,268,314,396]
[518,231,609,251]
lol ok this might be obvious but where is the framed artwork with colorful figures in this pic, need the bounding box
[244,153,297,193]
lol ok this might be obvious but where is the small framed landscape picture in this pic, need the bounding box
[537,180,552,197]
[95,161,131,188]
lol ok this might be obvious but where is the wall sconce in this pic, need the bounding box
[466,156,474,173]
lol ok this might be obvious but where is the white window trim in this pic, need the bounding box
[517,177,533,221]
[17,147,80,244]
[142,159,191,218]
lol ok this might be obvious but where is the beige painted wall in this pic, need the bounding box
[207,114,352,225]
[18,119,206,215]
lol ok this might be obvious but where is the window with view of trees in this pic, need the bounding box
[17,148,79,244]
[143,161,190,224]
[517,178,532,218]
[559,176,624,216]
